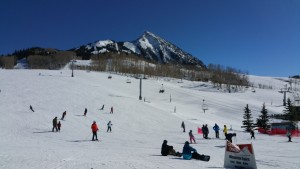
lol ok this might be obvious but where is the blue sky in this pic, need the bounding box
[0,0,299,77]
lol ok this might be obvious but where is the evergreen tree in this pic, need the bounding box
[283,98,296,129]
[242,104,254,132]
[256,103,270,133]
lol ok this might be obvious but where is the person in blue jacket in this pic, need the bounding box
[213,123,220,138]
[182,141,203,160]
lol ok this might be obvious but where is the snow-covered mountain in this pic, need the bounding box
[76,31,206,68]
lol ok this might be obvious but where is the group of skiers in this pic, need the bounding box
[52,116,61,132]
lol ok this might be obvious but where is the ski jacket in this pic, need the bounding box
[182,142,196,160]
[223,126,228,133]
[53,117,57,126]
[161,141,173,156]
[213,124,220,132]
[189,131,194,138]
[107,122,112,127]
[181,122,185,128]
[91,123,98,132]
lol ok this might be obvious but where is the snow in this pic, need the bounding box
[93,40,114,48]
[0,69,299,169]
[123,42,141,54]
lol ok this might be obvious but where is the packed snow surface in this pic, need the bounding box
[0,69,299,169]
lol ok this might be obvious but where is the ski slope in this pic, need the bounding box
[0,69,299,169]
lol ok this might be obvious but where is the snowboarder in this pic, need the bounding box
[189,130,196,144]
[201,125,205,138]
[223,125,228,137]
[181,121,185,132]
[61,111,66,120]
[182,141,205,160]
[100,104,104,110]
[287,129,292,142]
[107,121,112,132]
[84,108,87,116]
[29,105,34,112]
[213,123,220,138]
[225,133,236,143]
[250,129,255,140]
[57,121,61,132]
[110,106,113,114]
[52,117,58,132]
[161,140,181,157]
[91,121,99,141]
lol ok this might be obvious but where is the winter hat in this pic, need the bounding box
[163,140,167,143]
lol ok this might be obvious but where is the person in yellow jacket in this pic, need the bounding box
[223,125,228,137]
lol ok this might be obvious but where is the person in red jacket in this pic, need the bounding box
[91,121,99,141]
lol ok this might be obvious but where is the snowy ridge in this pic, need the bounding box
[0,69,299,169]
[76,31,205,68]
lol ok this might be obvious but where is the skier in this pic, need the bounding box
[29,105,34,112]
[61,111,66,120]
[287,129,292,142]
[189,130,196,144]
[107,121,112,132]
[250,129,255,140]
[182,141,204,160]
[201,125,205,138]
[225,133,236,143]
[161,140,181,157]
[213,123,220,138]
[100,104,104,110]
[84,108,87,116]
[204,124,209,139]
[52,117,58,132]
[223,125,228,137]
[181,121,185,132]
[91,121,99,141]
[110,106,113,114]
[57,121,61,132]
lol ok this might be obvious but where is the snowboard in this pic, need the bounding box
[197,155,210,162]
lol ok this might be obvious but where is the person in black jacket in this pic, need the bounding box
[161,140,181,157]
[225,133,236,143]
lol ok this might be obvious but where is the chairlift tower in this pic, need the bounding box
[279,85,291,106]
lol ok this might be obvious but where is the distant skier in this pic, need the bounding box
[91,121,99,141]
[213,123,220,138]
[61,111,66,120]
[107,121,112,132]
[203,124,209,139]
[189,130,196,144]
[225,133,236,143]
[287,129,292,142]
[84,108,87,116]
[110,106,113,114]
[29,105,34,112]
[201,125,205,138]
[161,140,181,157]
[250,129,255,140]
[181,121,185,132]
[223,125,228,137]
[100,104,104,110]
[52,117,58,132]
[57,121,61,132]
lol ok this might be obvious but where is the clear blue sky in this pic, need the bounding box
[0,0,299,77]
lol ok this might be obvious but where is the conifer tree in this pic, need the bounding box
[283,98,296,129]
[242,104,254,132]
[256,103,270,133]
